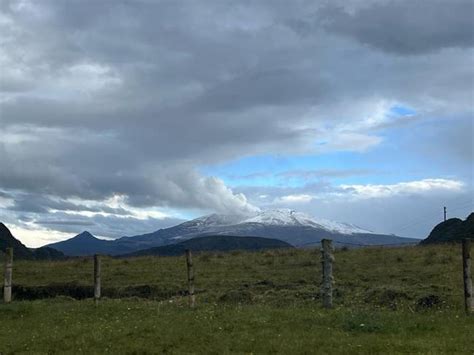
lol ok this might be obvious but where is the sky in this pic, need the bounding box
[0,0,472,247]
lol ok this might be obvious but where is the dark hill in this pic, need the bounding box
[46,231,135,256]
[121,235,293,258]
[0,223,35,259]
[421,213,474,244]
[0,223,66,260]
[31,247,67,260]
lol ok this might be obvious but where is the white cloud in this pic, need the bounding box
[0,196,13,208]
[315,131,383,153]
[8,225,71,248]
[59,63,122,94]
[340,178,464,199]
[196,176,260,215]
[278,194,314,203]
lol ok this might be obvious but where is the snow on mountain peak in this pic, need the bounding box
[239,209,372,234]
[242,209,301,225]
[190,209,372,235]
[186,213,243,227]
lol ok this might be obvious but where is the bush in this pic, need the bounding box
[218,289,254,304]
[416,294,443,310]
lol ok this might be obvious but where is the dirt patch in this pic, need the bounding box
[14,283,93,300]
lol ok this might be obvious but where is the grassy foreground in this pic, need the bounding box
[1,243,473,353]
[1,299,473,354]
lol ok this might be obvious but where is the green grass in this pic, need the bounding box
[1,244,473,353]
[1,300,473,354]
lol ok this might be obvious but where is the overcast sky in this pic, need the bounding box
[0,0,472,247]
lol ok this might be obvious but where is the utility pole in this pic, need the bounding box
[444,206,447,222]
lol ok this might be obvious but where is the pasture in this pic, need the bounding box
[1,244,473,353]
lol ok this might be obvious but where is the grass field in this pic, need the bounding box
[1,244,473,353]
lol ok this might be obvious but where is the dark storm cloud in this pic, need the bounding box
[320,0,474,55]
[191,68,328,111]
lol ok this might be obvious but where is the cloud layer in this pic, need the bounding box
[0,0,472,245]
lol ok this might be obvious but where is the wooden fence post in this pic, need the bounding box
[3,248,13,303]
[94,254,101,304]
[462,239,473,315]
[185,249,195,308]
[321,239,334,309]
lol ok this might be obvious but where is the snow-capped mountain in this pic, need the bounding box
[176,209,372,234]
[119,208,415,250]
[180,213,243,228]
[239,209,371,234]
[46,209,417,256]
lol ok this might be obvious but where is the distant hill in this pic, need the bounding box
[0,223,66,260]
[46,231,136,256]
[32,247,67,260]
[421,213,474,245]
[121,235,293,257]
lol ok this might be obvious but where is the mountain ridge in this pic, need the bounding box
[45,209,417,256]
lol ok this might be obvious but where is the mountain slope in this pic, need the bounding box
[0,223,66,260]
[0,223,34,259]
[421,213,474,244]
[122,235,293,257]
[121,209,416,249]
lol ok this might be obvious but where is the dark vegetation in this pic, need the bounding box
[421,213,474,245]
[121,235,293,257]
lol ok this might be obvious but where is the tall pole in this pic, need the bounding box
[444,206,447,222]
[3,248,13,303]
[94,254,101,304]
[321,239,334,309]
[462,239,473,315]
[185,249,195,308]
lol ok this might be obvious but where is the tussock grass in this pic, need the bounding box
[5,243,466,308]
[1,243,473,353]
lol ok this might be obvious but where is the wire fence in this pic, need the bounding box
[2,238,473,315]
[298,239,418,248]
